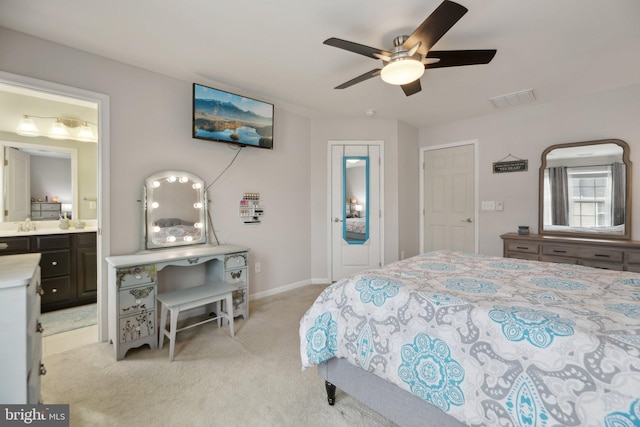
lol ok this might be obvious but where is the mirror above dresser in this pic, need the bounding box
[539,139,631,240]
[502,138,638,272]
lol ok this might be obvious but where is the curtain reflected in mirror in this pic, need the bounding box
[343,156,369,244]
[540,139,631,239]
[144,171,208,249]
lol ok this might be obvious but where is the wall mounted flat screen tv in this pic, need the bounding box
[193,83,274,149]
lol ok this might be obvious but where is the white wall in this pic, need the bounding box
[419,84,640,256]
[0,27,311,296]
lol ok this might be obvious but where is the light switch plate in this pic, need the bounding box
[481,201,495,211]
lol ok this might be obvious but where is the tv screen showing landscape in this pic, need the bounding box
[193,83,273,149]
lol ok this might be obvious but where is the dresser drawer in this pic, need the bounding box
[119,310,155,344]
[581,259,624,271]
[40,250,71,278]
[225,253,247,269]
[507,252,539,261]
[36,234,70,250]
[541,244,623,262]
[41,276,72,304]
[506,241,539,254]
[118,267,156,288]
[540,255,580,265]
[76,232,97,247]
[119,284,155,316]
[626,251,640,265]
[225,268,247,285]
[0,236,31,254]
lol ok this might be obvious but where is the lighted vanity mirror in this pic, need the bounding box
[144,171,208,249]
[343,156,369,244]
[539,139,631,240]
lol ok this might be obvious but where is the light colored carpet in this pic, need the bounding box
[41,285,398,427]
[41,303,97,337]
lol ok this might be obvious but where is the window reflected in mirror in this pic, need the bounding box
[343,156,369,244]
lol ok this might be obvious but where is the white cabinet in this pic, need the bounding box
[0,253,44,404]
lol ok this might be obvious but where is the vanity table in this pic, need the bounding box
[106,244,249,360]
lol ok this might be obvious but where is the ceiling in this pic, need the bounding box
[0,0,639,129]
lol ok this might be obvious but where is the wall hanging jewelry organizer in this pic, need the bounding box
[239,193,263,224]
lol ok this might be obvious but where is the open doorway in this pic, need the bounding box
[0,71,110,343]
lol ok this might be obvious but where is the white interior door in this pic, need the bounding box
[423,143,476,252]
[4,147,30,222]
[330,143,382,281]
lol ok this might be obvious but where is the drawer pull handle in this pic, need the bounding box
[594,254,610,258]
[36,321,44,333]
[552,250,567,253]
[52,261,58,266]
[52,288,58,293]
[38,285,44,296]
[516,246,529,250]
[39,363,47,376]
[0,243,8,250]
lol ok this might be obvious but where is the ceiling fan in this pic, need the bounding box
[324,0,496,96]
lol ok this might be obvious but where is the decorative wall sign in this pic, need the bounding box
[493,154,528,173]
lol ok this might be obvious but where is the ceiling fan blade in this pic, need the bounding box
[424,49,497,68]
[324,38,391,60]
[335,69,382,89]
[401,80,422,96]
[403,0,468,55]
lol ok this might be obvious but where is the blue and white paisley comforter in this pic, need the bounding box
[299,250,640,427]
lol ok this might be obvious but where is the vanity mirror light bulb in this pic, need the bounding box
[152,181,161,188]
[193,202,203,209]
[184,236,193,242]
[179,177,189,183]
[151,202,159,209]
[167,236,176,242]
[153,226,161,233]
[192,183,202,189]
[167,176,177,183]
[194,222,203,229]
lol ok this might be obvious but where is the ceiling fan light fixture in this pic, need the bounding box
[380,58,425,86]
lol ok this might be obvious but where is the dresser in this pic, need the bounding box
[0,253,45,404]
[501,233,640,272]
[31,202,62,220]
[0,231,98,312]
[106,244,249,360]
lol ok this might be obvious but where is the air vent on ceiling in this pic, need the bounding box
[490,89,536,109]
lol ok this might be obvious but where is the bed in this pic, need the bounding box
[345,217,367,241]
[299,250,640,426]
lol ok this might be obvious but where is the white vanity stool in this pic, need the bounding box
[157,282,237,362]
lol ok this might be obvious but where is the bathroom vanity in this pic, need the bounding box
[0,226,97,312]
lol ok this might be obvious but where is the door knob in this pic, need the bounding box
[460,218,472,223]
[333,217,343,223]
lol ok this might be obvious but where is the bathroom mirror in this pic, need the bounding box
[144,170,208,249]
[539,139,631,240]
[343,156,369,244]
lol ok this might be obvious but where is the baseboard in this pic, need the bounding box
[250,279,329,300]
